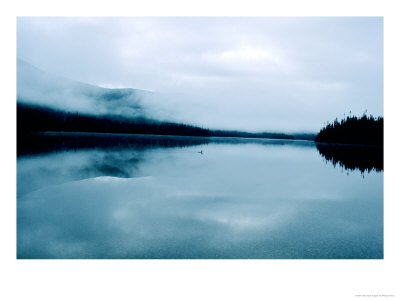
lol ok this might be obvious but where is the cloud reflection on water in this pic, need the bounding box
[17,138,383,259]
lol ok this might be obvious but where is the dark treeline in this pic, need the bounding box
[315,114,383,145]
[18,103,314,141]
[211,129,294,140]
[211,130,315,141]
[17,103,212,137]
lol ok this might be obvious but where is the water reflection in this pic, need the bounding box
[316,143,383,173]
[17,133,211,196]
[18,132,210,156]
[17,134,383,259]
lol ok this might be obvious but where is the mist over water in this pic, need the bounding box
[17,134,383,259]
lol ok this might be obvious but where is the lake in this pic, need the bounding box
[17,133,383,259]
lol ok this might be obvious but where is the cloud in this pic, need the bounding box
[294,80,348,91]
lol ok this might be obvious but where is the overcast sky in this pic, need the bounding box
[17,17,383,132]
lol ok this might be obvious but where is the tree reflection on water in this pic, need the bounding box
[316,143,383,174]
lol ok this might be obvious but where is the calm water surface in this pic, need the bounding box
[17,134,383,258]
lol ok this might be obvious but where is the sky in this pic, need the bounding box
[17,17,383,133]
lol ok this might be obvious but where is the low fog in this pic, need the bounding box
[17,60,150,118]
[17,17,383,133]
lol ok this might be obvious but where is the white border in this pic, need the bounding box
[2,1,399,300]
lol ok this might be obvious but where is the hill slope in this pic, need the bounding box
[17,59,152,118]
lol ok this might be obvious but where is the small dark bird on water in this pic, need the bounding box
[197,150,203,154]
